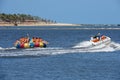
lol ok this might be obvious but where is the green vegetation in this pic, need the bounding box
[0,13,56,25]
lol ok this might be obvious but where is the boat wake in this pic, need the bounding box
[73,41,120,52]
[0,41,120,57]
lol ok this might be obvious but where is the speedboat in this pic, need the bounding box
[90,35,111,46]
[14,37,48,49]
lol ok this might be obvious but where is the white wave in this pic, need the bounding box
[73,41,120,52]
[0,47,3,50]
[0,41,120,57]
[73,41,92,48]
[0,47,16,51]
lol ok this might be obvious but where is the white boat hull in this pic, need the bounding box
[90,36,111,46]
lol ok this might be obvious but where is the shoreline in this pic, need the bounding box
[0,23,118,27]
[0,23,81,27]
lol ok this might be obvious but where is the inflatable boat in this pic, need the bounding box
[14,37,48,48]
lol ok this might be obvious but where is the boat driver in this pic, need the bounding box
[93,33,101,40]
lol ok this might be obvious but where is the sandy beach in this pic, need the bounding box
[0,22,81,27]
